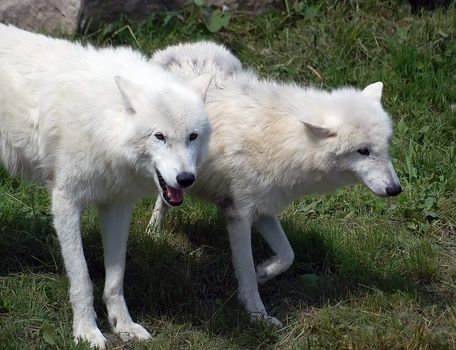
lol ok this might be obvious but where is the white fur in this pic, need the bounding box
[149,41,401,326]
[0,25,211,348]
[152,41,243,86]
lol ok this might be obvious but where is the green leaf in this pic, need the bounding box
[203,10,231,33]
[297,199,322,215]
[423,196,436,210]
[194,0,205,7]
[41,321,57,347]
[303,6,318,18]
[397,119,408,134]
[292,3,318,18]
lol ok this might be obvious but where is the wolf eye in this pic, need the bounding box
[155,132,165,141]
[189,133,198,141]
[357,148,370,156]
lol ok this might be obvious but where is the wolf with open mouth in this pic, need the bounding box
[0,24,212,348]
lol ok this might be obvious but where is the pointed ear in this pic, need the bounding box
[115,75,142,114]
[301,121,336,138]
[188,74,212,102]
[362,81,383,103]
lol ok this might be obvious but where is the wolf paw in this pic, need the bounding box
[115,322,152,342]
[145,222,162,236]
[146,214,165,236]
[249,311,283,328]
[74,327,107,349]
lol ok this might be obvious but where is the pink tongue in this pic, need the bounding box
[166,185,184,203]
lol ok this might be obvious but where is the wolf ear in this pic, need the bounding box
[188,74,212,102]
[362,81,383,103]
[115,75,143,114]
[301,121,336,138]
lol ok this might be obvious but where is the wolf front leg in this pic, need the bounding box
[98,200,152,342]
[225,212,283,327]
[253,214,294,284]
[51,188,106,349]
[146,196,169,235]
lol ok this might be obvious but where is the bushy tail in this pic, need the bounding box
[151,41,242,86]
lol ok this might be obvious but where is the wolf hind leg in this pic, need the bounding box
[225,210,282,327]
[98,200,152,342]
[253,215,294,284]
[146,196,169,235]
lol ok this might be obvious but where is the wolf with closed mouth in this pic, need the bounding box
[148,41,402,326]
[0,25,211,348]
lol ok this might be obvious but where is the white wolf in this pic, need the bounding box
[0,25,212,348]
[149,41,402,326]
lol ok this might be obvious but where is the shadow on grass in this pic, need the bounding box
[0,203,452,348]
[118,211,454,347]
[0,211,59,274]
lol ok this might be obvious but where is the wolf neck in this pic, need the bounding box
[207,71,341,191]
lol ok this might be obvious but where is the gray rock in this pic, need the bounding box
[0,0,82,34]
[0,0,278,35]
[80,0,279,29]
[207,0,278,13]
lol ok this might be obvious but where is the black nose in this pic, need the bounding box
[176,172,195,188]
[386,184,402,196]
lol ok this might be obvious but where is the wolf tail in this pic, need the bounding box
[151,41,242,86]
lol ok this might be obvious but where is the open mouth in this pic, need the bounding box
[156,170,184,207]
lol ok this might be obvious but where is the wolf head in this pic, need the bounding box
[114,73,212,206]
[302,82,401,197]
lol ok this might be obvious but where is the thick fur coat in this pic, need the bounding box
[150,41,402,326]
[0,25,211,348]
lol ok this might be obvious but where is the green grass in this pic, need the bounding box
[1,1,455,349]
